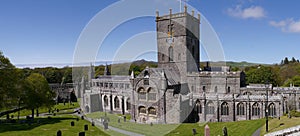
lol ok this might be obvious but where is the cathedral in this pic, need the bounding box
[77,7,300,124]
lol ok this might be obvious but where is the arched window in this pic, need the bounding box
[252,102,260,116]
[206,101,214,114]
[104,95,108,107]
[162,54,165,61]
[138,106,146,114]
[114,97,120,109]
[148,107,156,115]
[168,46,173,62]
[221,102,229,115]
[138,87,146,100]
[268,103,276,116]
[147,88,156,101]
[214,86,218,93]
[203,86,206,92]
[194,100,202,114]
[227,86,231,93]
[237,102,245,115]
[126,98,131,110]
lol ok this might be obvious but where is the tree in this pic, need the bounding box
[284,57,289,65]
[24,73,55,118]
[0,51,19,110]
[245,65,280,86]
[283,76,300,87]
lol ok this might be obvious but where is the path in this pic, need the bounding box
[252,128,261,136]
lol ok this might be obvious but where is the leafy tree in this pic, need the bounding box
[245,65,279,86]
[292,57,297,63]
[24,73,55,118]
[284,57,289,65]
[283,76,300,87]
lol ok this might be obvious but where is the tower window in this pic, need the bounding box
[162,54,165,61]
[168,46,173,62]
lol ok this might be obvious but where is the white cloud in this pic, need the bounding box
[269,18,300,33]
[227,5,266,19]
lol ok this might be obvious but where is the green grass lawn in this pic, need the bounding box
[86,112,265,136]
[260,116,300,135]
[86,112,178,136]
[0,115,111,136]
[166,119,265,136]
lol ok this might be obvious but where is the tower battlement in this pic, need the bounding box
[155,6,200,23]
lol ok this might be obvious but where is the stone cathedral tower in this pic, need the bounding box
[156,6,200,80]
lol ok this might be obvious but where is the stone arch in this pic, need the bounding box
[206,101,214,114]
[268,103,276,116]
[138,106,146,114]
[221,102,229,115]
[252,102,260,116]
[237,102,245,115]
[148,107,156,116]
[147,87,156,101]
[137,87,146,100]
[85,105,90,113]
[126,98,131,111]
[103,95,108,107]
[194,99,202,114]
[114,96,120,109]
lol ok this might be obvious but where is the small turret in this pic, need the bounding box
[130,71,134,79]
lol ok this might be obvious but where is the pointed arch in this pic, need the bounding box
[114,96,120,109]
[194,99,202,114]
[221,102,229,115]
[252,102,260,116]
[168,46,173,62]
[268,103,276,116]
[103,95,108,107]
[237,102,245,115]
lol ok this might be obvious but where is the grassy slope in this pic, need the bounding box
[166,119,265,136]
[87,112,265,136]
[260,116,300,135]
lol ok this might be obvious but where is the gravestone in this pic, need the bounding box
[222,126,228,136]
[76,118,79,121]
[71,121,75,126]
[79,132,85,136]
[205,124,210,136]
[192,128,197,135]
[57,130,62,136]
[123,116,126,122]
[118,118,120,123]
[150,122,153,126]
[104,121,108,130]
[81,116,84,120]
[92,121,95,126]
[84,124,88,131]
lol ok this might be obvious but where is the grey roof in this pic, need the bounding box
[136,67,181,85]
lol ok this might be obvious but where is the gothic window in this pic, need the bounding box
[268,103,276,116]
[138,106,146,114]
[138,88,146,100]
[147,88,156,101]
[162,54,165,61]
[144,79,149,85]
[252,102,260,116]
[148,107,156,115]
[126,98,131,110]
[104,95,108,107]
[203,86,206,92]
[214,86,218,93]
[221,102,229,116]
[114,97,120,109]
[195,100,202,114]
[169,46,173,62]
[206,101,214,114]
[237,102,245,115]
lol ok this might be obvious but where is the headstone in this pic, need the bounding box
[81,116,84,120]
[104,121,108,130]
[118,118,120,123]
[205,124,210,136]
[71,121,75,126]
[222,126,228,136]
[150,122,153,126]
[123,116,126,122]
[57,109,59,112]
[53,113,56,116]
[78,132,85,136]
[92,121,95,126]
[57,130,62,136]
[84,124,88,131]
[192,128,197,135]
[76,118,79,121]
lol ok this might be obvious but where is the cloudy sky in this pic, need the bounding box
[1,0,300,67]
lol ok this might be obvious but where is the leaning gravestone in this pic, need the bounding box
[192,128,197,135]
[223,126,228,136]
[205,125,210,136]
[57,130,62,136]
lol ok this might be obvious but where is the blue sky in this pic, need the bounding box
[1,0,300,67]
